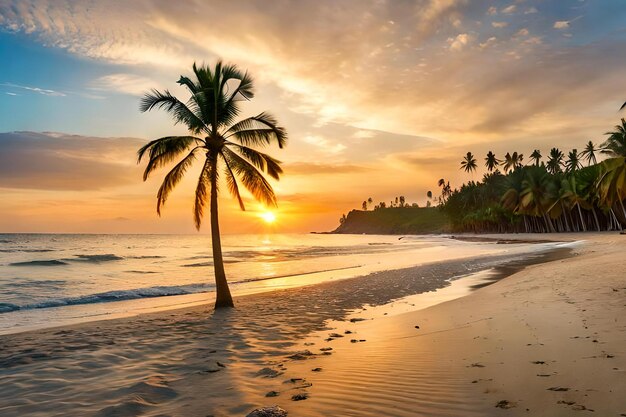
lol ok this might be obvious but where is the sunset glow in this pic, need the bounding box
[259,211,277,224]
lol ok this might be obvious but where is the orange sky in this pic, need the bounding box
[1,0,625,233]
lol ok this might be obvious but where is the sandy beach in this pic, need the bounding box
[0,233,624,417]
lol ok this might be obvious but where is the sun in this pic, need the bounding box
[259,211,277,224]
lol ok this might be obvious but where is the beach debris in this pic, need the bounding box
[531,361,546,364]
[469,363,485,368]
[328,333,344,338]
[319,347,333,352]
[350,318,366,323]
[495,400,516,409]
[344,330,353,334]
[265,391,280,397]
[537,374,551,377]
[311,367,322,372]
[547,387,569,391]
[291,393,309,401]
[558,401,575,405]
[287,350,315,360]
[256,368,283,378]
[245,406,288,417]
[414,325,420,329]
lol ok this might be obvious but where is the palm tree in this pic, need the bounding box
[565,149,581,173]
[581,141,599,166]
[367,197,373,208]
[530,149,542,166]
[602,118,626,157]
[485,151,500,172]
[546,148,564,174]
[461,152,478,174]
[362,201,367,211]
[138,62,287,308]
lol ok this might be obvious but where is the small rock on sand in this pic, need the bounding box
[312,367,322,372]
[265,391,279,397]
[291,393,309,401]
[547,387,569,391]
[350,318,366,323]
[287,350,314,360]
[246,406,288,417]
[495,400,516,409]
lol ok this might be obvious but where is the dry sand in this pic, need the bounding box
[0,233,624,416]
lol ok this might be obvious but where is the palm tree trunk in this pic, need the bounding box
[591,207,601,232]
[576,203,587,232]
[210,167,235,309]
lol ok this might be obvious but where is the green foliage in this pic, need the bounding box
[334,207,449,234]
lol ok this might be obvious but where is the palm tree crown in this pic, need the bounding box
[461,152,478,173]
[581,140,599,166]
[137,61,287,308]
[602,118,626,157]
[530,149,542,166]
[485,151,500,172]
[565,149,581,173]
[546,148,564,174]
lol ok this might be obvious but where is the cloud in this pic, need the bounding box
[2,83,65,96]
[524,7,538,15]
[0,131,144,190]
[284,162,368,175]
[492,22,508,28]
[448,33,472,51]
[501,5,517,14]
[480,36,498,49]
[515,28,530,37]
[91,74,158,96]
[302,134,346,154]
[487,6,497,16]
[553,21,570,29]
[554,16,582,30]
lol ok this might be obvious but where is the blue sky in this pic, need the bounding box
[0,0,625,233]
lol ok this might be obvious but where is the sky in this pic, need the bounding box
[1,0,625,234]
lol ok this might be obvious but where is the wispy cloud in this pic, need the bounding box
[2,83,65,96]
[91,74,159,96]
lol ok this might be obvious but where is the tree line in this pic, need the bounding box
[443,117,626,233]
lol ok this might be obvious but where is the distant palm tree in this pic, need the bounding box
[581,141,599,166]
[461,152,478,173]
[530,149,542,166]
[362,201,367,211]
[485,151,500,172]
[621,102,626,111]
[502,152,522,173]
[367,197,373,208]
[546,148,564,174]
[138,62,287,308]
[602,118,626,157]
[565,149,581,173]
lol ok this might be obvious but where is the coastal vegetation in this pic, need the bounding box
[442,117,626,233]
[137,62,287,308]
[336,115,626,235]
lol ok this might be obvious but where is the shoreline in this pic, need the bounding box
[0,235,569,336]
[0,238,579,416]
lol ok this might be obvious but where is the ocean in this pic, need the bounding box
[0,233,571,334]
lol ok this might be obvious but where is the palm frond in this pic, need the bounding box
[193,158,213,230]
[227,143,283,179]
[221,152,245,210]
[156,148,198,215]
[224,112,287,148]
[137,136,201,180]
[140,89,206,134]
[222,148,276,207]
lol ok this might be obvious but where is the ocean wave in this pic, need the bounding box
[0,303,19,313]
[9,260,69,267]
[72,254,124,262]
[0,283,216,313]
[127,255,165,259]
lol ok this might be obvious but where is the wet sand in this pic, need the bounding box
[0,235,623,416]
